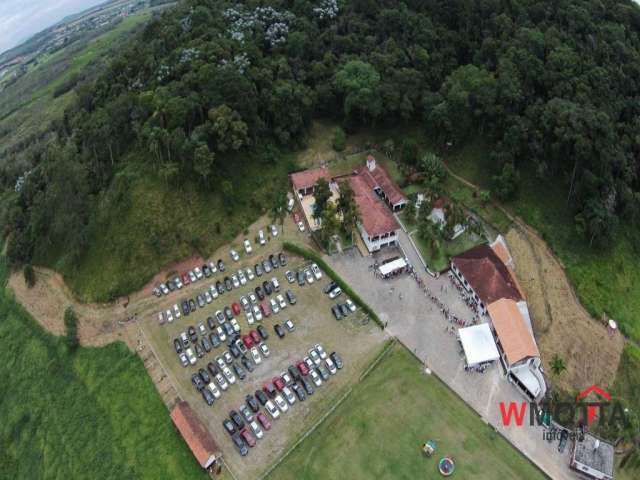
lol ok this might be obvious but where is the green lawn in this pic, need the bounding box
[0,259,205,480]
[413,230,486,272]
[269,343,545,480]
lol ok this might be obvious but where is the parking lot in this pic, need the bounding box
[140,224,387,480]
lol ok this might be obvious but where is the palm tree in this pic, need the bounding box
[550,354,566,376]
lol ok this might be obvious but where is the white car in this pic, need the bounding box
[246,267,255,281]
[270,298,280,314]
[252,305,263,321]
[246,311,255,325]
[250,346,262,364]
[198,322,206,335]
[287,197,295,212]
[304,356,314,370]
[188,271,197,282]
[314,344,328,360]
[325,357,337,375]
[207,382,221,399]
[259,342,270,357]
[238,270,247,285]
[345,298,356,312]
[243,239,252,254]
[258,229,266,246]
[231,274,240,288]
[180,331,189,345]
[270,224,279,237]
[309,348,321,365]
[282,386,296,405]
[186,348,196,365]
[310,369,322,387]
[230,318,240,333]
[166,309,173,323]
[274,394,288,412]
[271,277,280,292]
[230,249,240,261]
[174,276,183,289]
[265,400,280,419]
[284,319,295,331]
[222,365,236,384]
[311,263,322,280]
[209,285,219,299]
[160,283,169,295]
[194,267,204,280]
[276,294,287,309]
[179,353,188,367]
[215,373,228,391]
[204,291,213,304]
[216,326,226,342]
[208,260,218,274]
[305,269,314,284]
[157,312,165,325]
[250,420,264,439]
[329,286,342,299]
[173,304,181,319]
[297,221,305,232]
[216,356,226,369]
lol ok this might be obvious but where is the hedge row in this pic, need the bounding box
[283,242,383,329]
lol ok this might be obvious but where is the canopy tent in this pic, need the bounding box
[458,323,500,367]
[378,257,407,276]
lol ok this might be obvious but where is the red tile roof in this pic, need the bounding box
[350,174,399,237]
[488,298,540,364]
[355,157,406,206]
[170,401,220,469]
[452,244,523,305]
[289,166,330,192]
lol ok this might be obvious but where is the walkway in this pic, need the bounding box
[327,248,574,480]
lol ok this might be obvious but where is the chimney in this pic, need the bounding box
[366,155,376,171]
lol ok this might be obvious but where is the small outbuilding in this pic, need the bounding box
[170,401,221,470]
[570,433,614,480]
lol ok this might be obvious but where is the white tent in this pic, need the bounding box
[378,257,407,276]
[458,323,500,367]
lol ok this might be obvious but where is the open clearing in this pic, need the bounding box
[505,223,624,392]
[269,342,546,480]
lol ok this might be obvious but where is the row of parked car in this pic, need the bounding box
[224,344,344,456]
[157,252,289,325]
[188,327,273,406]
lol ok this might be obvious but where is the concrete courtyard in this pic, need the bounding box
[327,245,575,480]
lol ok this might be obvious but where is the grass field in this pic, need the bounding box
[0,258,206,480]
[269,343,545,480]
[37,154,294,302]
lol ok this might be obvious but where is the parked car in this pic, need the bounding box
[273,376,285,391]
[192,373,205,391]
[179,353,188,367]
[240,404,254,423]
[180,331,189,347]
[296,361,309,376]
[311,263,322,280]
[243,239,252,254]
[285,270,295,283]
[263,382,277,398]
[325,357,337,375]
[263,280,274,296]
[173,338,183,354]
[230,318,240,333]
[317,364,330,381]
[204,291,213,304]
[196,294,205,308]
[278,252,287,266]
[329,286,342,299]
[255,389,268,406]
[249,421,264,440]
[241,428,257,448]
[297,270,305,286]
[255,285,265,300]
[207,382,221,399]
[284,319,295,332]
[265,400,280,419]
[240,296,251,312]
[258,229,266,246]
[216,281,225,295]
[189,271,197,283]
[241,355,254,372]
[202,388,215,406]
[309,348,321,365]
[282,386,296,405]
[255,263,263,277]
[217,259,226,272]
[274,394,289,413]
[252,304,263,321]
[216,373,229,391]
[194,267,204,280]
[274,324,285,338]
[250,346,262,364]
[202,264,211,278]
[300,376,315,395]
[223,418,236,436]
[230,249,240,261]
[238,269,247,286]
[304,268,314,284]
[270,224,279,237]
[346,298,356,312]
[262,259,272,274]
[188,326,197,342]
[292,383,306,401]
[269,298,280,314]
[232,303,242,316]
[195,344,204,358]
[260,302,271,318]
[339,303,350,317]
[314,344,328,360]
[288,365,301,381]
[271,277,281,292]
[297,220,305,232]
[199,368,211,385]
[188,299,197,312]
[181,273,191,286]
[269,254,279,269]
[285,289,297,305]
[257,411,272,430]
[201,337,211,353]
[224,277,233,291]
[246,394,260,413]
[331,305,343,321]
[233,362,246,381]
[174,276,184,288]
[232,433,248,456]
[207,361,218,377]
[324,281,338,294]
[259,342,270,357]
[310,369,322,387]
[231,274,240,289]
[257,325,269,340]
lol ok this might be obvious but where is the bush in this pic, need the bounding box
[64,307,79,352]
[283,242,383,328]
[332,127,346,152]
[23,264,36,288]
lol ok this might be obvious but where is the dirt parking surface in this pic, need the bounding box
[142,253,387,480]
[505,226,624,392]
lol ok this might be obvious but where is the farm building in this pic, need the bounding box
[170,401,221,470]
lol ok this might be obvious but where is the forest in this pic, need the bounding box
[2,0,640,277]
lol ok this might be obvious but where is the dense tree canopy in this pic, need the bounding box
[4,0,640,265]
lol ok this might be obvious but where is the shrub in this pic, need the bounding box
[64,307,79,352]
[282,242,383,328]
[332,127,346,152]
[23,264,36,288]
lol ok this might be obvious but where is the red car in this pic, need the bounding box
[296,361,309,376]
[242,334,254,349]
[181,272,191,285]
[273,376,285,391]
[249,330,261,344]
[240,428,256,448]
[232,303,241,316]
[256,412,271,431]
[293,211,300,223]
[263,382,277,398]
[260,302,271,318]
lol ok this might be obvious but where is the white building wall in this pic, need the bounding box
[357,223,398,253]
